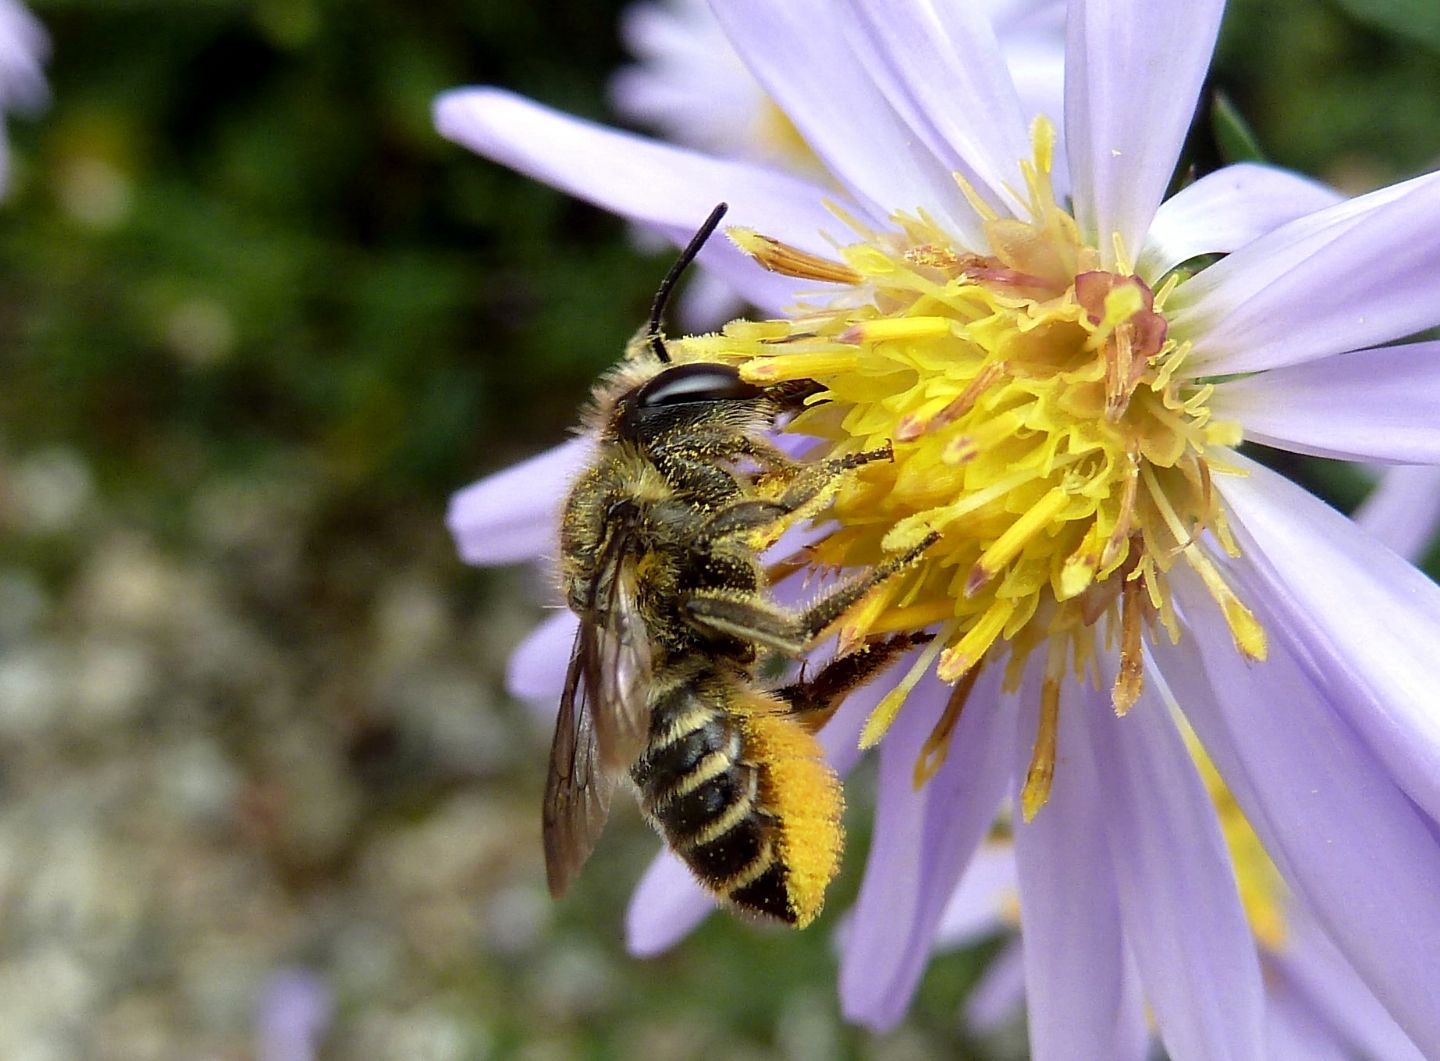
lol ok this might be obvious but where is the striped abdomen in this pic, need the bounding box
[630,676,843,927]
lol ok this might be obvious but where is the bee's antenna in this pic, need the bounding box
[648,202,729,364]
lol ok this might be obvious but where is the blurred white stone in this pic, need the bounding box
[10,448,93,535]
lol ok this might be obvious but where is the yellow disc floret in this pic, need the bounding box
[683,119,1267,818]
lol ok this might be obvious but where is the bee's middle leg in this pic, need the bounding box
[685,531,939,651]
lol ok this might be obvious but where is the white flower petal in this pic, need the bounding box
[708,0,975,239]
[1083,670,1266,1061]
[843,0,1033,217]
[1137,163,1343,282]
[1170,170,1440,373]
[1217,455,1440,829]
[1354,464,1440,562]
[434,87,848,314]
[1012,673,1148,1061]
[839,665,1014,1032]
[1065,0,1225,269]
[1210,341,1440,464]
[447,438,589,566]
[1157,569,1440,1052]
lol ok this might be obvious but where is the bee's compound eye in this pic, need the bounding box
[633,363,762,409]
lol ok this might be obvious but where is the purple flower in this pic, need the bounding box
[925,753,1426,1058]
[608,0,1065,329]
[0,0,46,197]
[436,1,1440,1055]
[257,968,332,1061]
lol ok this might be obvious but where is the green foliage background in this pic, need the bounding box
[0,0,1436,1057]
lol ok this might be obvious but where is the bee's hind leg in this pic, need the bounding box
[775,632,933,733]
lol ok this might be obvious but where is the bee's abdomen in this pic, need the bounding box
[632,685,836,927]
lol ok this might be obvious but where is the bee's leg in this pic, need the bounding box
[686,532,939,651]
[775,633,933,733]
[758,443,894,504]
[653,449,745,500]
[650,431,800,499]
[697,499,792,543]
[696,444,897,546]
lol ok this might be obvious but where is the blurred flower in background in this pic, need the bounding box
[438,0,1440,1056]
[0,0,45,196]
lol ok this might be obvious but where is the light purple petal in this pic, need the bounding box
[1263,983,1352,1061]
[505,610,577,705]
[839,664,1015,1032]
[676,267,746,330]
[257,968,331,1061]
[1354,464,1440,562]
[1065,0,1225,269]
[1002,31,1069,196]
[1137,163,1343,282]
[842,0,1032,217]
[708,0,977,241]
[1210,341,1440,463]
[626,849,717,957]
[0,0,47,113]
[1156,569,1440,1052]
[1011,673,1148,1061]
[447,438,589,566]
[963,936,1026,1034]
[1170,170,1440,373]
[434,87,848,314]
[1273,902,1427,1061]
[1216,455,1440,832]
[1083,667,1266,1061]
[934,843,1016,948]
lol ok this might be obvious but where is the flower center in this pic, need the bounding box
[681,120,1268,818]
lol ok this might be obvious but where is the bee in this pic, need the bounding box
[545,204,935,926]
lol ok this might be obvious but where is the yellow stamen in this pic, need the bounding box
[937,597,1014,682]
[728,227,862,285]
[913,665,982,787]
[1113,576,1145,714]
[741,350,861,383]
[859,627,950,749]
[967,487,1071,596]
[843,316,953,344]
[703,116,1267,818]
[1021,646,1066,821]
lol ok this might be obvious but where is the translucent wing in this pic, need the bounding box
[542,628,617,898]
[541,516,655,898]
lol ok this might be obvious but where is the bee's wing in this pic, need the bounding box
[591,559,654,770]
[542,627,617,899]
[542,521,654,898]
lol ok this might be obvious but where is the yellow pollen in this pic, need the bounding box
[718,117,1264,815]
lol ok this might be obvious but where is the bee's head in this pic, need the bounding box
[613,361,764,443]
